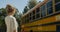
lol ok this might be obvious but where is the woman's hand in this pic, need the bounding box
[13,30,16,32]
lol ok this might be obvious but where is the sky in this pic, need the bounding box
[0,0,44,13]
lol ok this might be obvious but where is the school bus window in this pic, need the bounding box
[23,18,25,22]
[27,14,29,18]
[22,18,23,23]
[32,10,35,16]
[23,18,25,24]
[36,13,40,19]
[29,13,32,17]
[36,7,40,19]
[36,8,40,13]
[27,18,29,22]
[25,18,29,23]
[55,0,60,3]
[47,7,53,15]
[32,15,35,20]
[55,2,60,12]
[28,14,29,22]
[25,16,28,23]
[26,18,28,23]
[25,19,26,23]
[46,0,53,15]
[41,5,46,17]
[29,17,32,21]
[26,15,29,23]
[24,17,26,23]
[47,0,52,8]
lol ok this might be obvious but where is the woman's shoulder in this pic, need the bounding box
[5,16,16,20]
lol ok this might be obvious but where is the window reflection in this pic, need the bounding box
[47,0,52,8]
[41,5,46,17]
[55,1,60,12]
[55,0,60,3]
[47,7,53,14]
[46,0,53,15]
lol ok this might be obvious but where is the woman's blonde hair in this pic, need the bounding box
[6,4,15,14]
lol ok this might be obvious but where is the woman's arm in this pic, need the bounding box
[12,17,17,32]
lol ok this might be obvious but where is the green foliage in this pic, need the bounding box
[23,0,37,14]
[0,8,6,26]
[23,6,29,14]
[0,8,6,32]
[0,8,22,32]
[28,0,37,9]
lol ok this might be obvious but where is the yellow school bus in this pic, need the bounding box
[21,0,60,32]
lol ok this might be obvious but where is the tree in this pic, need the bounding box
[28,0,37,9]
[0,8,7,32]
[23,6,29,14]
[23,0,37,14]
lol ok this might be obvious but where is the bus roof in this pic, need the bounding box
[22,0,48,18]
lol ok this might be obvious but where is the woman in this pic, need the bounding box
[5,4,18,32]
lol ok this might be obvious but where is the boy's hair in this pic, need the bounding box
[6,4,15,14]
